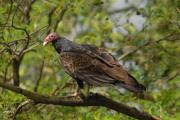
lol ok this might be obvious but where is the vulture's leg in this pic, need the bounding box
[68,88,80,97]
[75,79,90,97]
[65,79,83,97]
[76,79,84,88]
[71,79,84,97]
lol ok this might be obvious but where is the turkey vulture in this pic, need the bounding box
[43,33,146,93]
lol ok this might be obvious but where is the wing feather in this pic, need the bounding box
[60,44,145,92]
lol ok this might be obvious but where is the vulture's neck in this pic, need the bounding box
[52,37,76,53]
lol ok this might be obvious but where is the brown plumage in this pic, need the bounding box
[43,33,146,93]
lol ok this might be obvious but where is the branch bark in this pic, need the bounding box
[12,57,21,86]
[0,82,160,120]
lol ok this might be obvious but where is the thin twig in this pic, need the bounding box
[47,6,57,34]
[24,0,36,24]
[108,6,137,15]
[53,5,68,32]
[34,60,44,92]
[119,33,180,60]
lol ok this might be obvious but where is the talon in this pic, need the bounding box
[66,88,81,97]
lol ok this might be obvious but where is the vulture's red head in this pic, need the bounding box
[43,33,60,46]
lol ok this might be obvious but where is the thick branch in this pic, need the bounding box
[0,82,159,120]
[12,57,21,86]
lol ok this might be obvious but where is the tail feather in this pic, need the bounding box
[115,83,145,93]
[127,74,146,93]
[115,73,146,93]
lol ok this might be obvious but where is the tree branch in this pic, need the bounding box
[12,80,73,119]
[12,57,21,86]
[108,6,137,15]
[53,5,68,32]
[0,82,160,120]
[24,0,36,24]
[34,60,44,92]
[46,6,57,34]
[119,32,180,60]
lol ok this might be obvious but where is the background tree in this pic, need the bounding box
[0,0,179,120]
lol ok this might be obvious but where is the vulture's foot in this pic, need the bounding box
[66,88,81,97]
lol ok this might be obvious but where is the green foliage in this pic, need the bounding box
[0,0,180,119]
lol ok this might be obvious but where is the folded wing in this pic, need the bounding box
[60,44,146,93]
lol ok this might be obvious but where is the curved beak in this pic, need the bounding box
[43,37,49,46]
[43,41,48,46]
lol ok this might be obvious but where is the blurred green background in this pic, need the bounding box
[0,0,180,119]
